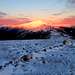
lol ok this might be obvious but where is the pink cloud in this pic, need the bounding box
[0,18,32,25]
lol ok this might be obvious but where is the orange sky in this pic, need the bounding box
[0,17,75,31]
[0,0,75,31]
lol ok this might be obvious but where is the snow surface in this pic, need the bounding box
[0,30,75,75]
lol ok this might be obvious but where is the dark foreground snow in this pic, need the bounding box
[0,31,75,75]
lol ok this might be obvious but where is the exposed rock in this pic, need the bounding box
[59,44,63,47]
[9,61,13,64]
[42,60,48,64]
[23,48,25,50]
[51,54,54,56]
[35,43,38,46]
[49,47,52,49]
[43,49,47,52]
[20,54,32,62]
[63,39,72,45]
[60,55,63,57]
[0,65,2,70]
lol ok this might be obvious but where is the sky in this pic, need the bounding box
[0,0,75,31]
[0,0,75,18]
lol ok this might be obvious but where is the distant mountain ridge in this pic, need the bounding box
[0,26,51,40]
[0,25,75,40]
[56,26,75,39]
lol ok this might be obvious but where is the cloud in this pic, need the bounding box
[59,16,75,27]
[51,11,65,16]
[0,11,7,17]
[0,18,32,25]
[66,0,75,8]
[68,0,75,3]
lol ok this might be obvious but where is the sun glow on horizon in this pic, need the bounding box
[8,19,49,31]
[25,20,46,27]
[0,16,75,31]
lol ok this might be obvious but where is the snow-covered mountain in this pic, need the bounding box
[0,25,75,40]
[0,27,75,75]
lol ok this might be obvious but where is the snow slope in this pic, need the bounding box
[0,30,75,75]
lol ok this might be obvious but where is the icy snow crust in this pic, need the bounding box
[0,30,75,75]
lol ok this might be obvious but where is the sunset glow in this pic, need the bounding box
[0,0,75,31]
[0,17,75,31]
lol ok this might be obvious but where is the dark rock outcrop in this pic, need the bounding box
[0,26,51,40]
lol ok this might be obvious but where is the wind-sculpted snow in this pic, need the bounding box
[0,30,75,75]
